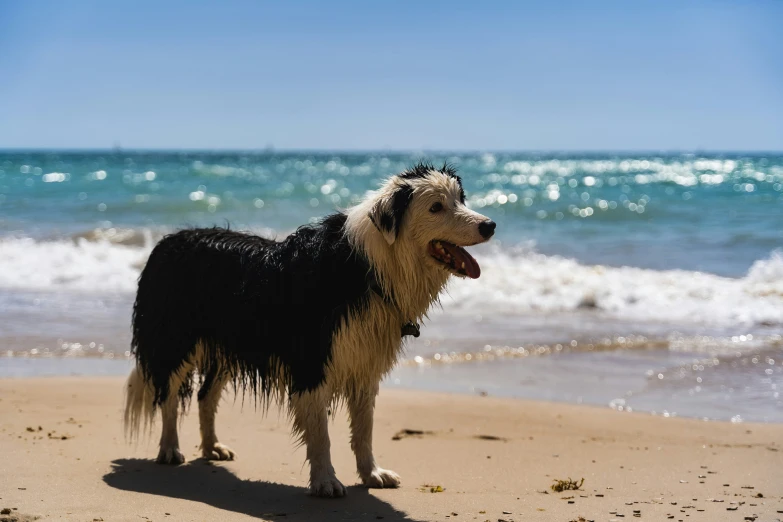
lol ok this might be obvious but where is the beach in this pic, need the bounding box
[1,377,781,522]
[1,152,781,520]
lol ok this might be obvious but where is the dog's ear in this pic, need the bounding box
[369,183,413,245]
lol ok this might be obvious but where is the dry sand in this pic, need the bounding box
[0,377,781,521]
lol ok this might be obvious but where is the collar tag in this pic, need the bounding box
[401,322,420,338]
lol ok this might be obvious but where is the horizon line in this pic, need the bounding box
[1,147,782,155]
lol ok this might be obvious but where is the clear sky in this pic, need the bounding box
[1,1,781,151]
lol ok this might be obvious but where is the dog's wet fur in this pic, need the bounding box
[124,162,495,497]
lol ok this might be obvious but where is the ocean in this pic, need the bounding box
[1,151,781,422]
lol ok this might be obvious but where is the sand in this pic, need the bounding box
[0,377,781,522]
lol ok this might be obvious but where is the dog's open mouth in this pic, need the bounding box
[427,240,481,279]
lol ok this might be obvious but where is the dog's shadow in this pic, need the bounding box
[103,459,423,521]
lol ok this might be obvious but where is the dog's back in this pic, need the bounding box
[129,215,375,414]
[131,227,274,406]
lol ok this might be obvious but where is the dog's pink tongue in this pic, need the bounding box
[444,243,481,279]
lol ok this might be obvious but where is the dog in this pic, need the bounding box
[124,162,496,497]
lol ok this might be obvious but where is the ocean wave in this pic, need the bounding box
[0,234,152,292]
[0,232,781,329]
[444,245,783,328]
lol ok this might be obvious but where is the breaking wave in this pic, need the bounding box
[0,230,781,329]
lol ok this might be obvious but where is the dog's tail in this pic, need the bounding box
[123,365,156,440]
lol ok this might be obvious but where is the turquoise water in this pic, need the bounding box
[2,151,781,275]
[1,151,782,421]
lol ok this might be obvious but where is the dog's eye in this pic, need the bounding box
[429,202,443,213]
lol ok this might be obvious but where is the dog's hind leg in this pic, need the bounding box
[197,367,235,461]
[291,388,346,498]
[156,391,185,465]
[155,361,194,465]
[348,383,400,488]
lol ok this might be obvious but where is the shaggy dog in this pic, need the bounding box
[124,162,496,497]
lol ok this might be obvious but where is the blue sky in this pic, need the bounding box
[1,1,781,150]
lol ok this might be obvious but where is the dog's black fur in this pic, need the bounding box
[400,161,465,203]
[131,213,380,409]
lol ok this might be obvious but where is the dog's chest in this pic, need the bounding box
[326,296,404,389]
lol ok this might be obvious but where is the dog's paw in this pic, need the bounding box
[361,467,401,488]
[310,473,347,498]
[156,447,185,465]
[202,442,236,461]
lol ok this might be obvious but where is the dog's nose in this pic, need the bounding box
[478,220,496,239]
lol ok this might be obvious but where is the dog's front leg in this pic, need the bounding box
[348,384,401,488]
[291,389,345,497]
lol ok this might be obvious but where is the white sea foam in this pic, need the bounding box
[0,233,781,329]
[442,245,783,328]
[0,236,152,293]
[745,250,783,295]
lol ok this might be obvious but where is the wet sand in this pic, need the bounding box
[0,377,781,521]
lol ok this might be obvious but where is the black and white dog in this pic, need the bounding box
[124,163,495,497]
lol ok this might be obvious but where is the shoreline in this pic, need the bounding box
[3,349,783,424]
[1,376,781,521]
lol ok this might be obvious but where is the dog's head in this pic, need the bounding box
[368,163,495,279]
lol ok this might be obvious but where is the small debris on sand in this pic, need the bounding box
[551,478,584,492]
[473,435,507,442]
[0,511,41,522]
[392,429,434,440]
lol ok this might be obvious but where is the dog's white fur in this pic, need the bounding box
[124,168,491,496]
